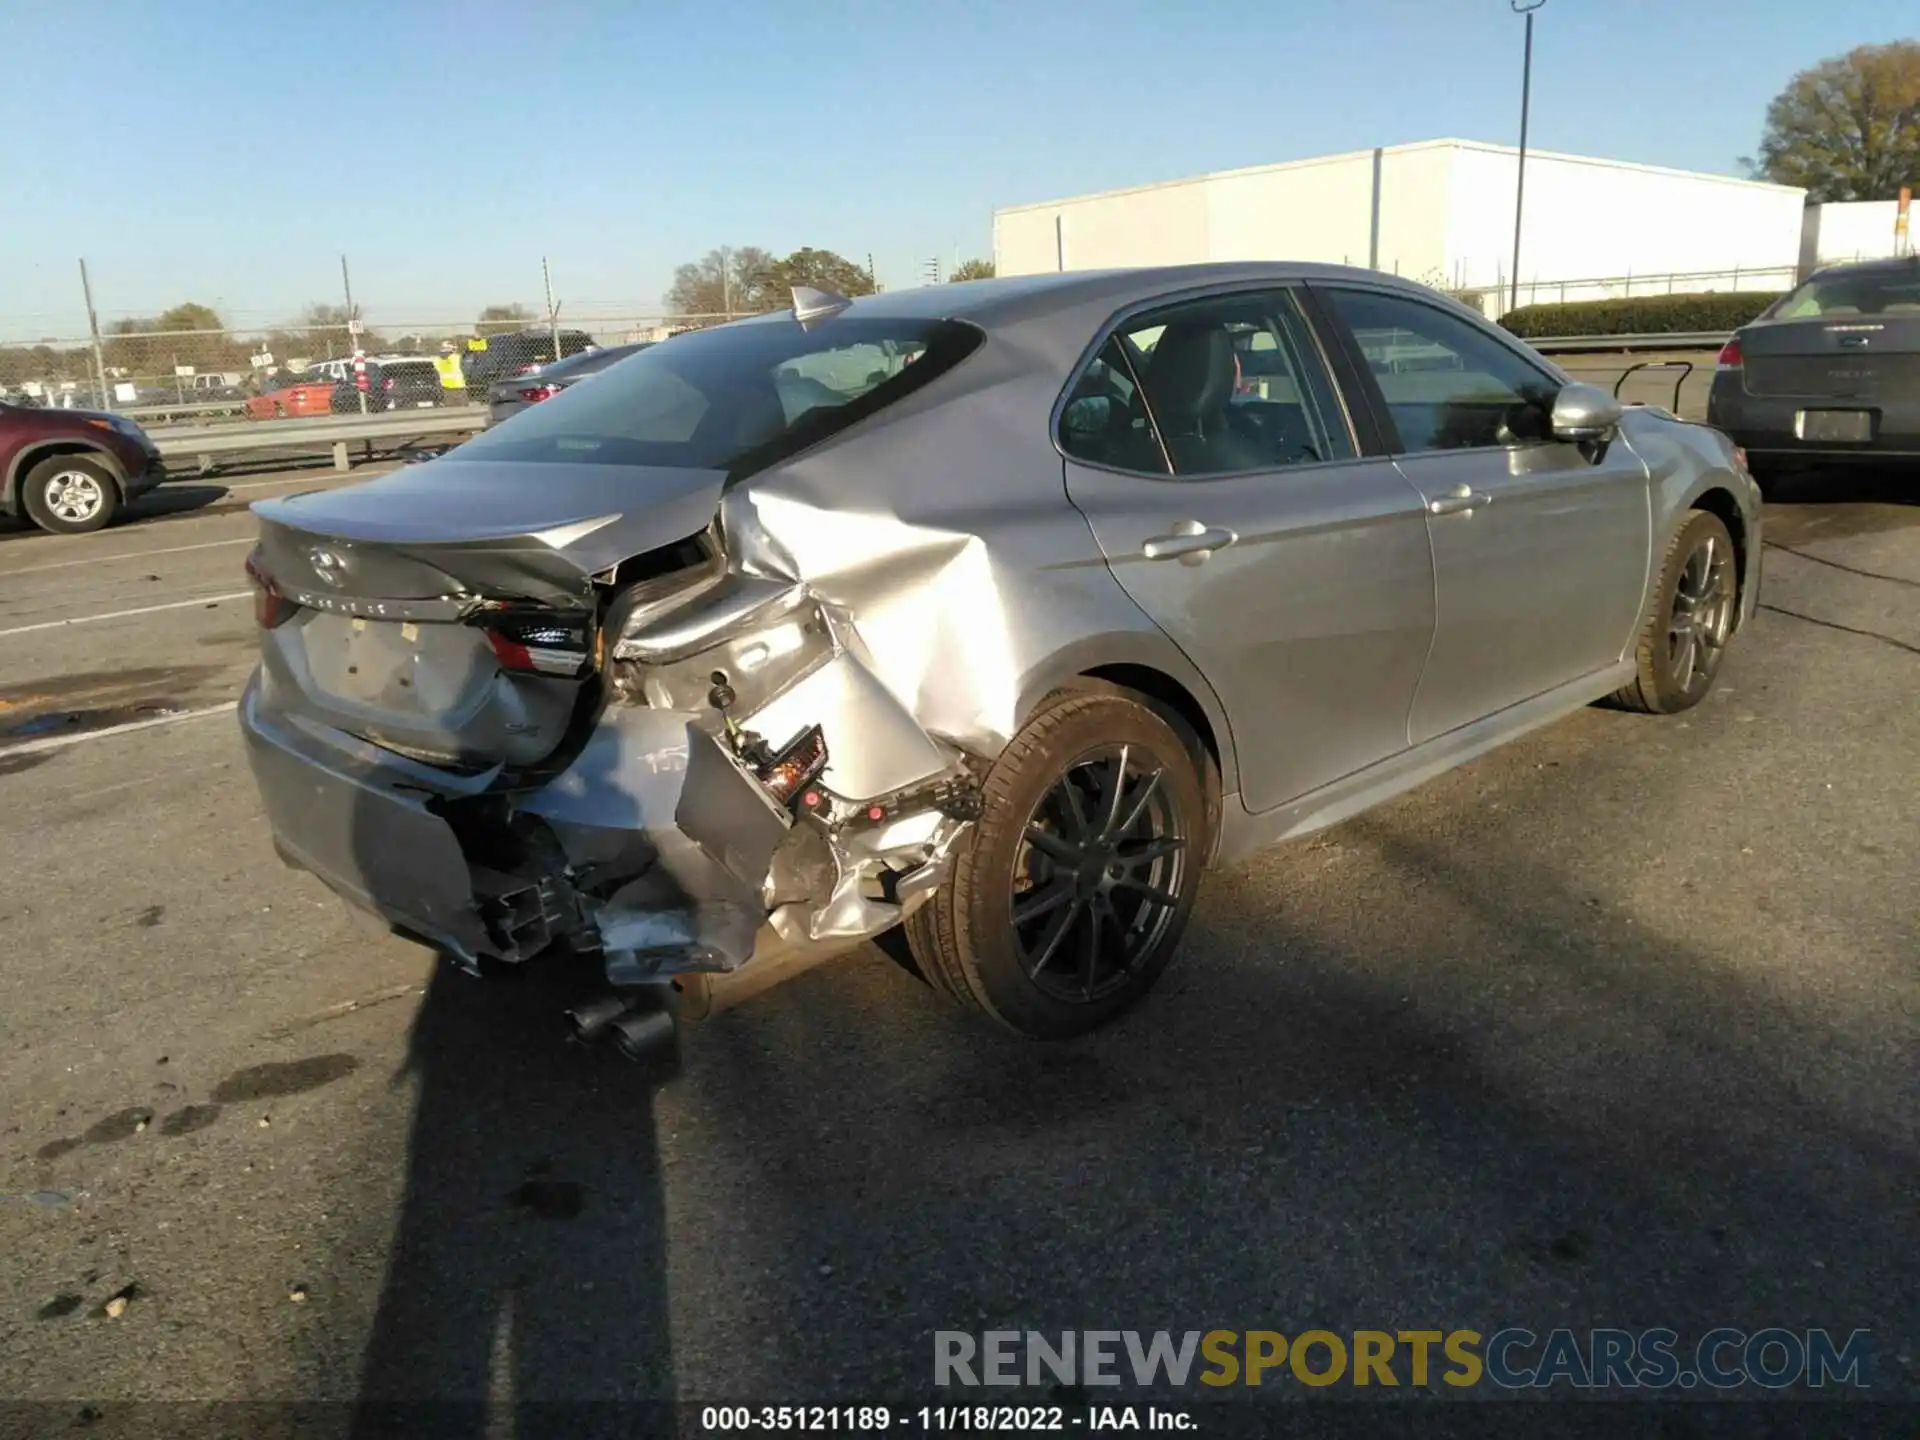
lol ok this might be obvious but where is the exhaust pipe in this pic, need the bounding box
[564,995,631,1043]
[607,1004,676,1063]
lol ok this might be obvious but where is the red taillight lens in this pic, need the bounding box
[383,376,394,391]
[1716,337,1743,369]
[517,384,559,403]
[482,617,592,676]
[244,553,297,628]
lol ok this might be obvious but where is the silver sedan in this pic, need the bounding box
[237,263,1760,1052]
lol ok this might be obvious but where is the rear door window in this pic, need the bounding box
[1059,335,1167,473]
[1062,288,1354,477]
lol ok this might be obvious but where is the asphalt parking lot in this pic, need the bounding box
[1,402,1916,1430]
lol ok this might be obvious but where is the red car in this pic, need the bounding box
[245,372,336,420]
[0,399,167,534]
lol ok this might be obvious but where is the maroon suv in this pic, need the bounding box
[1,401,167,534]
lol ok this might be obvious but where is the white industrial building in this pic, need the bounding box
[1801,198,1917,270]
[993,138,1810,313]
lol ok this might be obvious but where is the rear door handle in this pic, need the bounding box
[1142,522,1238,563]
[1426,483,1492,516]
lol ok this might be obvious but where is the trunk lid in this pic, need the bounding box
[250,458,725,771]
[1739,316,1920,400]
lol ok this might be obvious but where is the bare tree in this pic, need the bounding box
[665,247,777,318]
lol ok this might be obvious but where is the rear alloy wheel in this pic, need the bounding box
[22,455,121,535]
[1612,509,1738,714]
[906,689,1206,1038]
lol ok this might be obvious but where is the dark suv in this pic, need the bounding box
[328,359,446,414]
[0,401,166,534]
[461,329,596,393]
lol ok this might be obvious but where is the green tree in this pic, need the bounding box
[98,302,240,376]
[155,302,226,334]
[1746,41,1920,201]
[666,245,879,320]
[949,258,996,282]
[476,303,535,336]
[763,247,877,299]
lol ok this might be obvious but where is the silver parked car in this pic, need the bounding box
[486,341,654,426]
[238,264,1761,1051]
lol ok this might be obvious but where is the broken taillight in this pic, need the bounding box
[516,384,559,404]
[755,724,829,807]
[244,553,298,628]
[482,615,594,677]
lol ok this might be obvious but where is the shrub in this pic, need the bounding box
[1498,291,1786,339]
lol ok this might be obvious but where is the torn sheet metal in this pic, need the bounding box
[519,708,785,975]
[720,487,1025,755]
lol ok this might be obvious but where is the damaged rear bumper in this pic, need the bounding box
[238,669,973,985]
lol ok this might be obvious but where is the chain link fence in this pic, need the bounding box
[0,255,768,421]
[0,314,739,423]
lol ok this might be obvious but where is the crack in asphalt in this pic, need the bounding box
[1759,602,1920,658]
[1764,540,1920,589]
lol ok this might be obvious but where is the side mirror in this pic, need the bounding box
[1550,382,1623,442]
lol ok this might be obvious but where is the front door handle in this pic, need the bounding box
[1426,483,1493,516]
[1142,522,1238,563]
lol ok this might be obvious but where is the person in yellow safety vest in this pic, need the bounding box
[432,342,467,396]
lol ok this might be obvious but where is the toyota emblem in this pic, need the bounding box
[309,547,346,587]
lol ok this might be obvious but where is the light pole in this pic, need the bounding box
[1510,0,1546,314]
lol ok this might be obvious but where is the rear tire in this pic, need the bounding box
[905,689,1207,1039]
[22,455,121,534]
[1611,509,1738,714]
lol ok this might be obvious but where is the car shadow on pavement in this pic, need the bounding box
[337,734,1914,1430]
[345,954,677,1438]
[122,484,232,524]
[0,485,235,546]
[1764,466,1920,512]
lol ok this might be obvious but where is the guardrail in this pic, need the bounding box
[123,398,250,424]
[150,406,488,474]
[1526,331,1727,354]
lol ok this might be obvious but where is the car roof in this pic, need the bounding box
[1808,255,1920,282]
[735,262,1463,332]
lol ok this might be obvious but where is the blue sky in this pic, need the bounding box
[1,0,1911,338]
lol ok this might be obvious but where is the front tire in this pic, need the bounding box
[22,455,121,534]
[906,689,1207,1039]
[1611,509,1738,714]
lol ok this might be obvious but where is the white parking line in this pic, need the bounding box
[0,700,237,757]
[0,591,251,639]
[1,537,254,577]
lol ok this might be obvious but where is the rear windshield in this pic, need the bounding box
[456,315,982,479]
[1770,269,1920,319]
[533,344,643,381]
